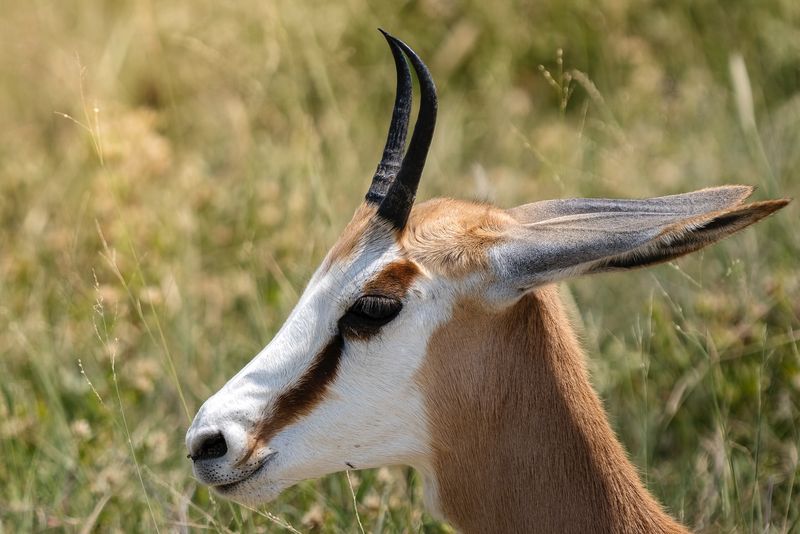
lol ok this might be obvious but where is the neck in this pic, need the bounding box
[417,287,688,534]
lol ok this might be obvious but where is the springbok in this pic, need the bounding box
[186,32,788,532]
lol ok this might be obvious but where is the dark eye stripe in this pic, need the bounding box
[241,335,343,465]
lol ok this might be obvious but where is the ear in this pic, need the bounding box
[488,186,789,295]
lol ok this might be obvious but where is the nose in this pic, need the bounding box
[188,431,228,462]
[186,421,272,489]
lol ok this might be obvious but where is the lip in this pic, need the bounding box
[213,450,278,495]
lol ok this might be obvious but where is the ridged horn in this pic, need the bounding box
[376,33,438,229]
[365,30,413,205]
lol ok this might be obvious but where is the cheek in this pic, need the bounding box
[264,339,432,474]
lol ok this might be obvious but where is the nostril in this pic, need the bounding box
[190,432,228,462]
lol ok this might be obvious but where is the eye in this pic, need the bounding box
[339,295,403,338]
[346,295,403,323]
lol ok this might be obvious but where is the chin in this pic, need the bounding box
[213,484,283,507]
[211,476,291,507]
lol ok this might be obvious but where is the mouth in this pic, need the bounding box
[213,450,278,495]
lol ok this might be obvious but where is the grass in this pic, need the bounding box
[1,0,799,531]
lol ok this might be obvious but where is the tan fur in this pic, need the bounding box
[325,197,512,277]
[403,198,514,277]
[417,289,688,534]
[324,203,381,269]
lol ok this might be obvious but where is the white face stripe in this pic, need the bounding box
[194,227,398,413]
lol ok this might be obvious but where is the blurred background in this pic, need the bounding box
[1,0,798,532]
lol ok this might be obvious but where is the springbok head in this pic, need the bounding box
[185,32,788,509]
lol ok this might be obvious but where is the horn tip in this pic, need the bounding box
[378,28,404,47]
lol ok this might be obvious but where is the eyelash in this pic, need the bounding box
[338,295,403,338]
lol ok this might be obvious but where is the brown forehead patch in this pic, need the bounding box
[402,198,514,277]
[364,259,421,298]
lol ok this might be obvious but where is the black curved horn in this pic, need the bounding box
[365,30,413,205]
[377,33,438,229]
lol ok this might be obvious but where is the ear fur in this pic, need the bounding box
[507,185,755,224]
[587,199,789,272]
[489,186,789,294]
